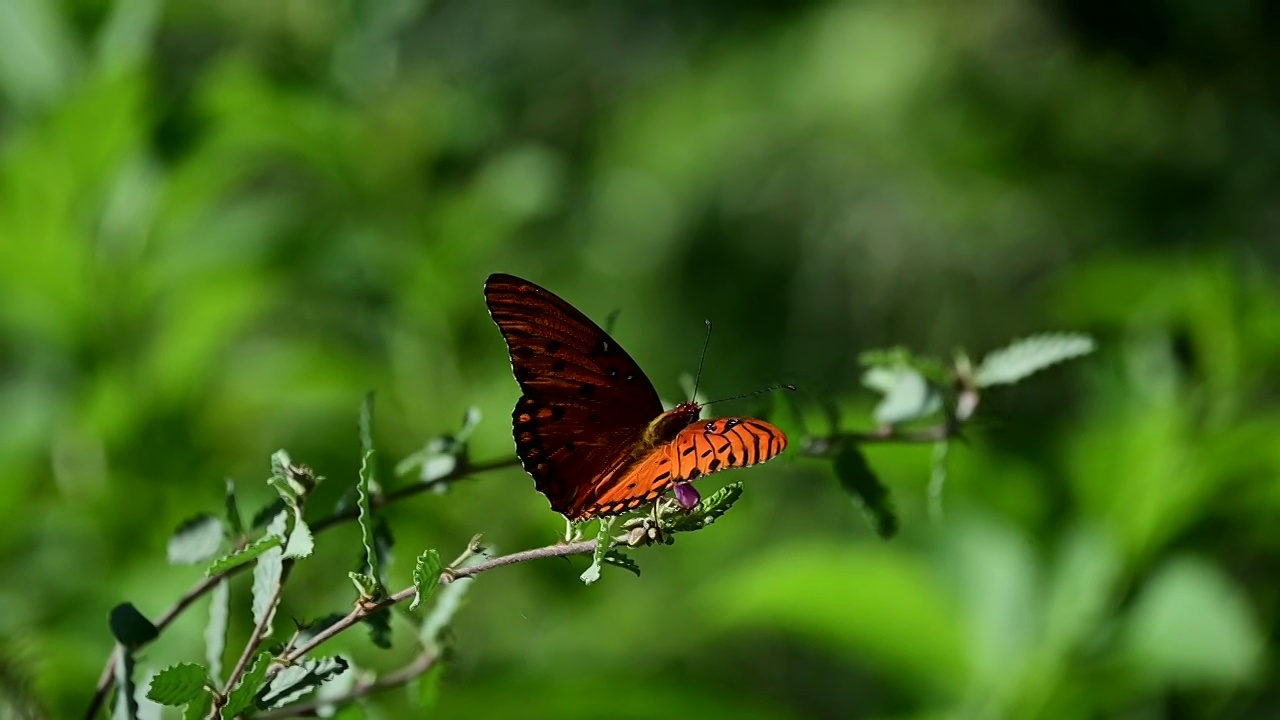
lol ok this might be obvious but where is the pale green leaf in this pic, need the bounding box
[420,577,474,649]
[167,514,226,565]
[205,579,229,683]
[258,656,349,709]
[251,545,283,633]
[862,366,941,425]
[1122,556,1263,687]
[112,649,138,720]
[975,333,1096,387]
[580,517,617,585]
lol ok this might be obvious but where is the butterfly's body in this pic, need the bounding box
[484,273,786,521]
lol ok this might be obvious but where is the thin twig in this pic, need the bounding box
[263,540,597,686]
[256,651,438,719]
[214,560,290,717]
[800,386,980,457]
[82,456,522,720]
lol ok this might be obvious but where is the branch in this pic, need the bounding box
[82,456,521,720]
[215,560,290,716]
[799,386,980,457]
[265,539,597,683]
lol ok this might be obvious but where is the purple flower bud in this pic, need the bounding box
[674,482,700,510]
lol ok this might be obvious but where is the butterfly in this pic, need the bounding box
[484,273,787,520]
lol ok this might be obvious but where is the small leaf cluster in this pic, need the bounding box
[108,397,485,718]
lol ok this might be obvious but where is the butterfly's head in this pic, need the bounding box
[639,401,702,453]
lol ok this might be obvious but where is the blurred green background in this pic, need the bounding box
[2,0,1279,717]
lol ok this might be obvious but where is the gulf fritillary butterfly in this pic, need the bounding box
[484,273,788,520]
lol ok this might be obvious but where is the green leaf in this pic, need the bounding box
[858,346,948,384]
[182,691,212,720]
[420,577,475,650]
[221,652,271,718]
[358,391,375,453]
[251,512,288,634]
[355,395,382,596]
[108,603,159,650]
[457,406,481,442]
[834,447,897,539]
[167,514,226,565]
[283,518,314,560]
[414,661,446,711]
[1121,556,1263,687]
[369,518,395,587]
[205,579,229,684]
[975,333,1096,387]
[580,517,617,585]
[205,534,282,577]
[269,449,293,486]
[258,656,350,709]
[112,649,138,720]
[665,482,743,533]
[410,549,443,611]
[603,550,641,577]
[395,407,481,482]
[223,477,244,537]
[145,663,208,706]
[862,366,941,426]
[364,608,393,649]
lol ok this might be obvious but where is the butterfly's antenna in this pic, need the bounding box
[689,320,713,402]
[703,383,798,407]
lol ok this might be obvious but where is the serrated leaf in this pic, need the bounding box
[205,534,282,577]
[109,603,159,650]
[364,608,392,649]
[167,514,226,565]
[603,550,641,577]
[862,367,941,425]
[224,477,244,536]
[269,450,292,485]
[145,663,208,706]
[975,333,1096,387]
[834,447,897,538]
[136,667,166,720]
[221,652,271,718]
[580,517,617,585]
[182,692,211,720]
[258,656,350,709]
[205,579,229,683]
[420,577,474,649]
[410,549,443,611]
[113,649,138,720]
[251,545,284,633]
[355,445,382,596]
[665,483,743,533]
[349,571,378,600]
[283,519,314,560]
